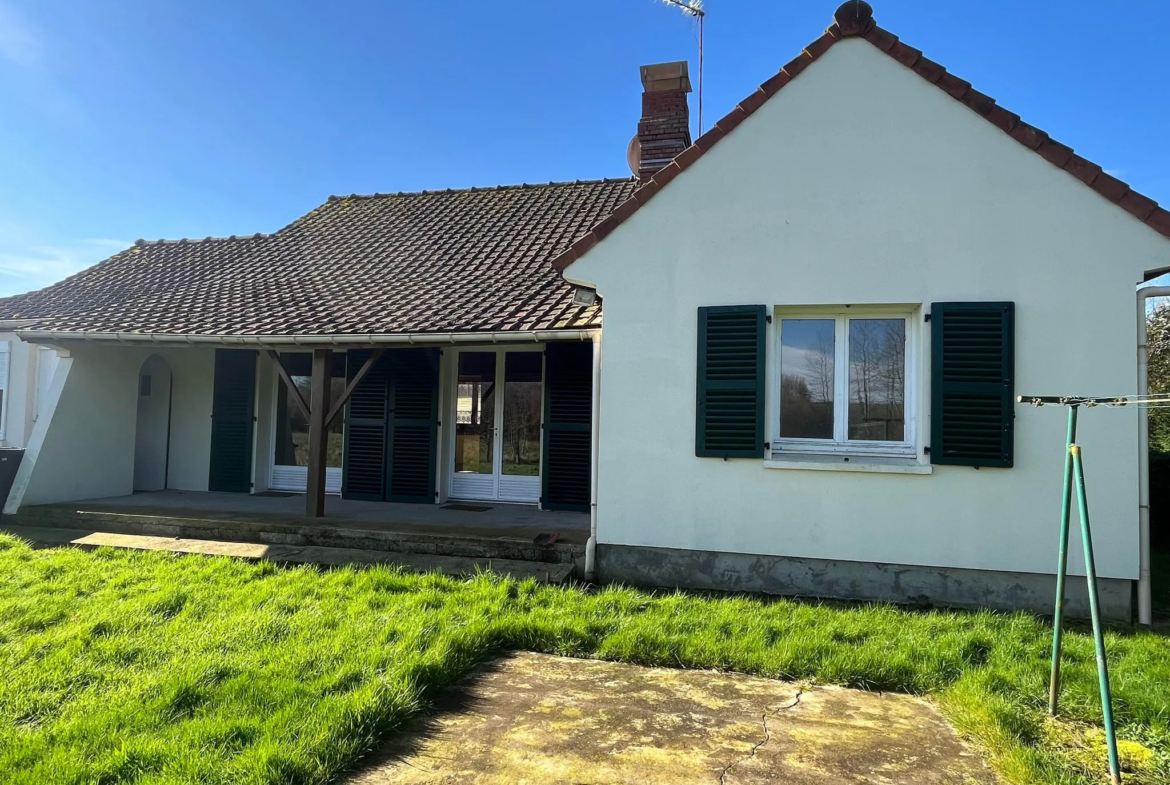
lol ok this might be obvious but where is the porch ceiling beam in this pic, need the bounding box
[325,348,385,429]
[266,350,311,422]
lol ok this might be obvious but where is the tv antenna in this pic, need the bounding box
[656,0,706,134]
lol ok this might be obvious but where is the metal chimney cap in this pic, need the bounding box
[640,61,692,93]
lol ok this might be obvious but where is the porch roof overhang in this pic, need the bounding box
[7,327,598,348]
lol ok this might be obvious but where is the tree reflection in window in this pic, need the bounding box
[273,354,345,468]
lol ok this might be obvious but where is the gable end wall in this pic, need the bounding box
[566,39,1170,581]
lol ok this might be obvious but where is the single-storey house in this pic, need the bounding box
[3,2,1167,622]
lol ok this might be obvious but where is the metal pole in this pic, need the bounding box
[1049,405,1078,715]
[1071,444,1122,784]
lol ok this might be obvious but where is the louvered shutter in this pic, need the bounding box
[542,342,592,512]
[386,348,439,503]
[696,306,766,458]
[930,302,1015,468]
[342,349,389,501]
[208,349,257,493]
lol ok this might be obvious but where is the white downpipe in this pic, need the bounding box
[583,330,602,582]
[1136,286,1170,625]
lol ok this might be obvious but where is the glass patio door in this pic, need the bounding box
[450,349,542,503]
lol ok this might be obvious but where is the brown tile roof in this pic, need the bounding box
[0,179,636,336]
[551,1,1170,274]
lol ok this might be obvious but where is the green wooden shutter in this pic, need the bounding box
[696,305,766,458]
[208,349,257,493]
[386,348,440,503]
[342,349,389,501]
[930,302,1015,468]
[542,342,592,512]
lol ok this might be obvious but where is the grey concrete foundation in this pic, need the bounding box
[597,543,1134,622]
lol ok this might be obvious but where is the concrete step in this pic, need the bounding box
[0,524,577,584]
[8,505,582,565]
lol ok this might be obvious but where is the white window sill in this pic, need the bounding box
[763,454,932,475]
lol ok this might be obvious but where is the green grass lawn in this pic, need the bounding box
[0,534,1166,785]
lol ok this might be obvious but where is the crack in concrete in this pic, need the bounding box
[717,690,803,785]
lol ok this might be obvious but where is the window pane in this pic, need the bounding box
[848,319,906,442]
[501,352,542,476]
[455,352,496,475]
[780,319,835,439]
[274,354,344,468]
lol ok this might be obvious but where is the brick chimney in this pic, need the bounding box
[631,61,692,182]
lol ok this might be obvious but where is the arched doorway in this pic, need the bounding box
[134,355,173,491]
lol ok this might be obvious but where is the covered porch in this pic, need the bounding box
[5,334,599,534]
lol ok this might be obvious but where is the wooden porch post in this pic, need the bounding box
[306,348,332,517]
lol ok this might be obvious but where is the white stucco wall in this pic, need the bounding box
[17,347,137,506]
[565,39,1170,580]
[9,344,216,507]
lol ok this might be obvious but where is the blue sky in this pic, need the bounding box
[1,0,1168,297]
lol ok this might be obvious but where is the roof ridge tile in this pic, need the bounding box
[330,178,635,202]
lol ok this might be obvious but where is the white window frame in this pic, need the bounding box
[772,306,918,458]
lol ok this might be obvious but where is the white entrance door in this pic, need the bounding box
[449,349,543,503]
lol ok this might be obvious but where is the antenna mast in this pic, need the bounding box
[656,0,706,134]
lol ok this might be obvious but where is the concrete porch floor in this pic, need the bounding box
[37,490,590,545]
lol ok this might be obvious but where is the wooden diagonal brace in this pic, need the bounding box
[266,350,311,422]
[326,348,385,428]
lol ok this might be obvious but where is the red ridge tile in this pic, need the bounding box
[715,105,748,133]
[1009,123,1049,150]
[760,71,792,97]
[887,41,921,68]
[1037,140,1074,168]
[1064,155,1102,185]
[936,72,970,99]
[1147,209,1170,237]
[695,126,725,152]
[1091,172,1129,202]
[805,32,836,60]
[863,26,898,52]
[673,145,703,170]
[985,105,1020,133]
[1119,191,1158,220]
[738,89,768,116]
[632,181,660,204]
[570,232,598,257]
[961,89,995,116]
[782,52,814,79]
[609,198,640,224]
[650,161,683,189]
[911,57,945,84]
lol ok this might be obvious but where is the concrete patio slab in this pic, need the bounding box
[349,652,999,784]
